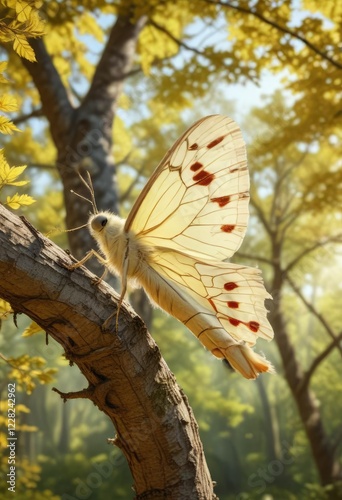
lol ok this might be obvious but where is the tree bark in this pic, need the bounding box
[0,205,218,500]
[21,12,147,267]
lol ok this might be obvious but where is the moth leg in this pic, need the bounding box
[115,280,127,331]
[103,244,129,332]
[91,267,108,286]
[66,249,107,270]
[102,289,125,331]
[116,245,129,331]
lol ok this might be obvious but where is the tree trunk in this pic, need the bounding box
[0,205,218,499]
[270,267,342,495]
[21,12,147,269]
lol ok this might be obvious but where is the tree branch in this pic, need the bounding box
[83,12,147,109]
[238,252,273,266]
[149,18,203,55]
[20,38,74,149]
[149,17,259,84]
[0,205,217,499]
[119,158,148,204]
[284,234,342,274]
[13,107,44,125]
[286,275,342,360]
[250,195,274,237]
[298,332,342,393]
[207,0,342,70]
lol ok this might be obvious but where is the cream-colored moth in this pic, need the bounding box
[76,115,274,379]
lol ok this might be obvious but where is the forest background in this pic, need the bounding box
[0,1,341,499]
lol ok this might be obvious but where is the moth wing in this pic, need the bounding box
[125,115,249,261]
[142,249,274,379]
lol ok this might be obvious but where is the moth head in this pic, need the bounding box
[89,212,124,243]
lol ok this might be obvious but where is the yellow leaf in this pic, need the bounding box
[6,164,27,182]
[15,1,33,23]
[0,299,12,318]
[22,321,44,337]
[0,115,21,135]
[0,156,28,185]
[6,193,36,209]
[13,34,36,62]
[0,94,18,112]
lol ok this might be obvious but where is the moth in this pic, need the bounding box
[72,115,274,379]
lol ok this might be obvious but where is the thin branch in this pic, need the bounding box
[298,332,342,393]
[250,195,274,237]
[284,234,342,274]
[13,107,44,125]
[149,18,258,84]
[114,150,132,170]
[28,162,56,170]
[286,275,342,359]
[149,19,203,55]
[119,159,147,204]
[238,252,273,266]
[206,0,342,70]
[278,150,309,187]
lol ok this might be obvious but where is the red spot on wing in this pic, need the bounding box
[228,317,240,327]
[228,317,260,333]
[224,282,238,291]
[190,161,203,172]
[221,224,235,233]
[248,321,260,333]
[227,301,239,309]
[207,136,225,148]
[189,143,199,150]
[193,170,215,186]
[211,195,231,207]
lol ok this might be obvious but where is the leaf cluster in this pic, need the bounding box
[0,0,45,61]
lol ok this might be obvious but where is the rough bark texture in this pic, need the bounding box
[0,205,218,500]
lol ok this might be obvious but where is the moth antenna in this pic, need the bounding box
[64,222,89,233]
[76,171,98,214]
[70,189,95,208]
[45,222,89,237]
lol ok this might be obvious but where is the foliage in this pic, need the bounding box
[0,0,45,61]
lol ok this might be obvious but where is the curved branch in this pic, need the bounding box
[207,0,342,70]
[286,275,342,359]
[298,332,342,393]
[149,18,202,55]
[284,234,342,274]
[0,204,217,499]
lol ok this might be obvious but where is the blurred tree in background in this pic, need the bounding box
[0,0,341,498]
